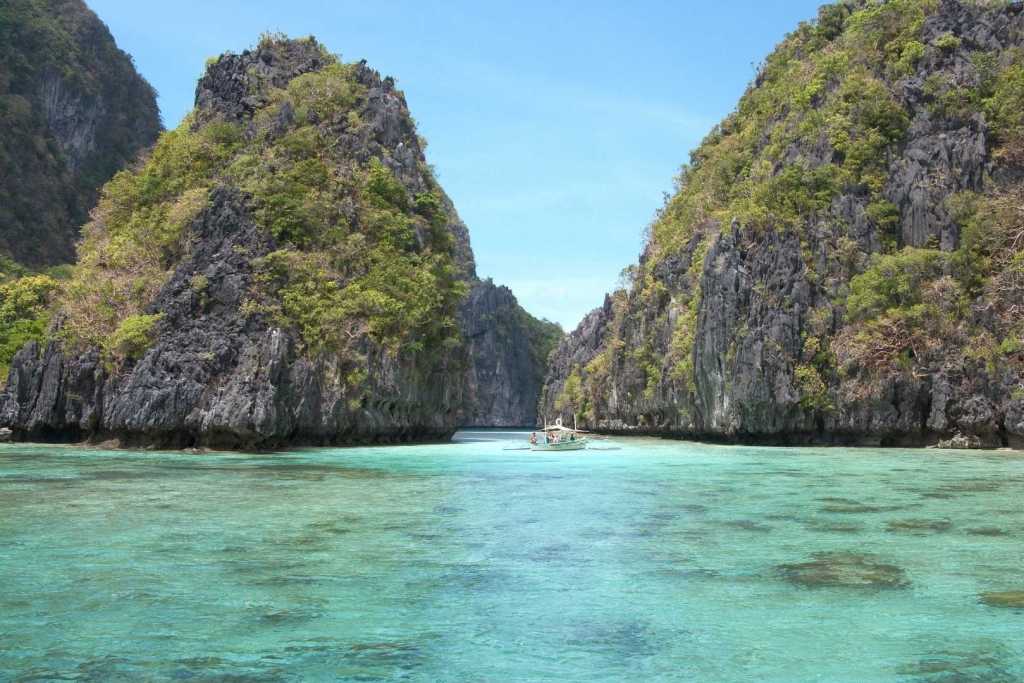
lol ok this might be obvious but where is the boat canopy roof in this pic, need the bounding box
[539,418,588,433]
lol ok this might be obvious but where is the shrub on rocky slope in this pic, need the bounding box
[0,35,557,447]
[541,0,1024,447]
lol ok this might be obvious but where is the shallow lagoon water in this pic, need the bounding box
[1,431,1023,682]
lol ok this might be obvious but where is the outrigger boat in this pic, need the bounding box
[528,417,589,451]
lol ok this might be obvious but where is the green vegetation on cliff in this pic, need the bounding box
[0,258,64,378]
[0,32,561,444]
[60,36,466,366]
[0,0,161,267]
[544,0,1024,440]
[646,0,930,264]
[517,307,563,380]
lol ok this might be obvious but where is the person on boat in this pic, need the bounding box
[529,432,537,445]
[570,433,576,441]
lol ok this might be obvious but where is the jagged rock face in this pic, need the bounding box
[194,43,331,126]
[692,226,811,435]
[1,37,555,447]
[541,0,1024,448]
[459,280,561,426]
[197,39,478,277]
[0,0,161,267]
[2,188,461,447]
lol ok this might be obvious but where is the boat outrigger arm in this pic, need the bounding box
[529,416,589,451]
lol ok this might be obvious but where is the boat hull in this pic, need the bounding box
[530,439,587,451]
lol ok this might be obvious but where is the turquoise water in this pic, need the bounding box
[1,432,1023,682]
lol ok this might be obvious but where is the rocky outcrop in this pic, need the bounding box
[459,280,561,426]
[0,36,557,447]
[0,0,161,267]
[1,187,462,447]
[540,0,1024,448]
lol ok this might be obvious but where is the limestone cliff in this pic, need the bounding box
[541,0,1024,448]
[459,279,561,427]
[0,0,161,267]
[0,36,556,447]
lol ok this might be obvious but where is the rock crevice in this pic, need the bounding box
[540,0,1024,449]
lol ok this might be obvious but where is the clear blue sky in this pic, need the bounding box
[90,0,823,329]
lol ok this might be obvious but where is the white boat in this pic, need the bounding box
[528,417,589,451]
